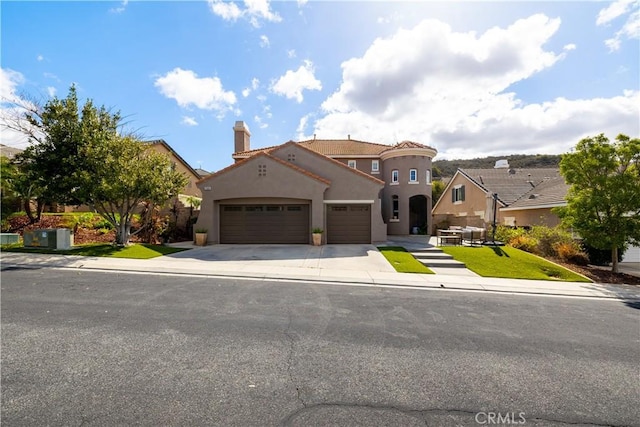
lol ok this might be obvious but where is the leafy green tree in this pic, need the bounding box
[555,134,640,273]
[431,179,446,205]
[13,86,188,245]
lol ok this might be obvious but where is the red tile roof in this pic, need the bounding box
[233,138,437,158]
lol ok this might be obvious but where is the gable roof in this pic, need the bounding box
[503,176,569,210]
[146,139,202,178]
[197,151,331,186]
[459,167,561,205]
[270,141,385,185]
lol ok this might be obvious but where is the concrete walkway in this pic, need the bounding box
[1,240,639,301]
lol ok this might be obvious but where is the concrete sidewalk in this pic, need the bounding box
[1,246,638,301]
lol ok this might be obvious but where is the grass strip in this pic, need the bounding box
[440,246,591,282]
[377,246,435,274]
[1,243,189,259]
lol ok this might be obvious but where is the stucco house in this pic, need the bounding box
[432,163,566,230]
[194,121,437,244]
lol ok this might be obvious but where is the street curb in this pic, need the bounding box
[2,259,637,302]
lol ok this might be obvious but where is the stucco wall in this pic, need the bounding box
[150,143,201,198]
[500,208,562,228]
[432,173,498,228]
[381,155,433,235]
[195,154,328,244]
[271,144,387,242]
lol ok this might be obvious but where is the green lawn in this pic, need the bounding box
[377,246,435,274]
[440,246,591,282]
[1,243,188,259]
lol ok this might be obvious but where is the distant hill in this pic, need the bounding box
[433,154,562,178]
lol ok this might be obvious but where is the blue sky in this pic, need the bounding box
[1,1,638,173]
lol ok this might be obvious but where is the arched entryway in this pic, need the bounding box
[409,195,428,234]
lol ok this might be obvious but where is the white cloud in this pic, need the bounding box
[110,0,129,14]
[242,78,260,97]
[563,43,576,51]
[322,15,562,117]
[253,115,268,129]
[303,15,639,160]
[0,68,41,148]
[154,68,237,113]
[181,116,198,126]
[208,0,281,27]
[0,68,25,103]
[259,34,270,48]
[270,60,322,103]
[46,86,56,97]
[597,1,640,51]
[297,0,308,7]
[596,0,635,25]
[287,49,296,58]
[37,54,44,62]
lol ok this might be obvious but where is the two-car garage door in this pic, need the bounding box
[219,203,371,244]
[220,204,309,244]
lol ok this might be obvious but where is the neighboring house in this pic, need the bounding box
[146,139,203,200]
[57,139,203,219]
[194,121,437,244]
[432,163,565,230]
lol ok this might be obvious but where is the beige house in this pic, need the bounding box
[194,121,437,244]
[432,165,566,230]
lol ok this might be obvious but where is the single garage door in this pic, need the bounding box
[220,204,309,244]
[327,204,371,244]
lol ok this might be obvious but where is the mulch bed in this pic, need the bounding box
[551,258,640,286]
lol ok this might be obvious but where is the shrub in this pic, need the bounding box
[508,235,539,253]
[60,214,79,232]
[530,225,574,257]
[494,225,527,244]
[582,242,625,266]
[93,216,114,230]
[77,212,96,228]
[553,241,589,265]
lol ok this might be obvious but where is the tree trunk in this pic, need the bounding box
[611,246,619,273]
[116,221,131,246]
[24,198,35,224]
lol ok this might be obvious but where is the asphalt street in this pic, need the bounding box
[2,267,639,426]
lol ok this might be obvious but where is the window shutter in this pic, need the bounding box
[452,189,455,202]
[461,185,466,201]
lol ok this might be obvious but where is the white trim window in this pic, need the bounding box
[391,169,399,184]
[452,185,465,203]
[391,195,399,220]
[371,160,379,173]
[425,170,432,184]
[409,169,418,183]
[347,160,357,169]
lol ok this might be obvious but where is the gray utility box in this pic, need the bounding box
[0,233,20,245]
[23,229,73,250]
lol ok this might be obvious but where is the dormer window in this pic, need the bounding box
[348,160,357,169]
[391,169,399,184]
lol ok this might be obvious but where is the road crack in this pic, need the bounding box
[284,309,306,411]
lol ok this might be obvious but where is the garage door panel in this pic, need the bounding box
[327,205,371,244]
[220,204,309,244]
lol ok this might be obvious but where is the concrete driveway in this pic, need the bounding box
[165,243,396,273]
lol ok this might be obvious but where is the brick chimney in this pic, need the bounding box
[233,121,251,153]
